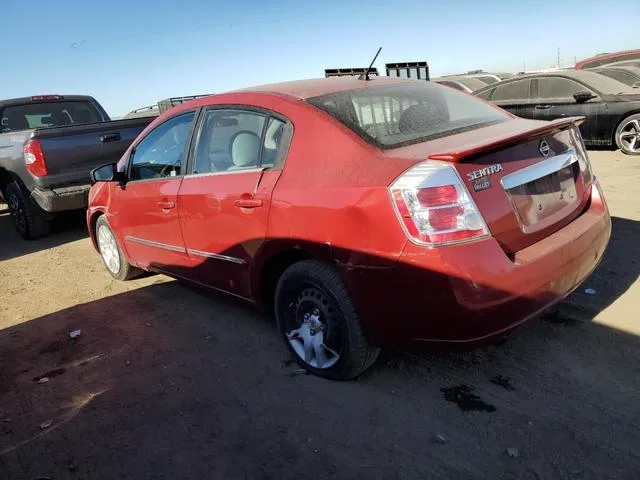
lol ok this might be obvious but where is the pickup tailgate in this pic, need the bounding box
[388,117,593,254]
[34,117,153,187]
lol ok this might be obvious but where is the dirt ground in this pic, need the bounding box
[0,150,638,479]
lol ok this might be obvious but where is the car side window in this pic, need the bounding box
[193,109,268,174]
[261,117,288,168]
[597,69,637,87]
[475,87,495,100]
[537,78,591,99]
[491,79,531,101]
[130,111,195,181]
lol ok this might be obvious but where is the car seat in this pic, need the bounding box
[228,131,260,170]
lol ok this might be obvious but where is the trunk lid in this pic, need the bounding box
[385,117,593,253]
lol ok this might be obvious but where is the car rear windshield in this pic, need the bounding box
[0,101,103,132]
[306,82,508,149]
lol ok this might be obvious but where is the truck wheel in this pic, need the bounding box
[5,182,50,240]
[615,114,640,155]
[274,260,380,380]
[95,215,143,281]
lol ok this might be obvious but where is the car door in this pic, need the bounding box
[483,78,535,119]
[110,110,198,272]
[177,107,293,298]
[532,76,607,142]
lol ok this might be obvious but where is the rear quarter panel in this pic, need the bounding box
[0,130,34,190]
[238,93,412,265]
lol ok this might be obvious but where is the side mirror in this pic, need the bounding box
[632,81,640,89]
[573,91,596,103]
[90,162,126,185]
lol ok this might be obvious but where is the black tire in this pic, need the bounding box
[95,215,143,281]
[274,260,380,380]
[614,113,640,155]
[5,182,50,240]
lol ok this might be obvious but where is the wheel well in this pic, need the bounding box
[89,211,104,250]
[259,249,311,312]
[0,168,13,200]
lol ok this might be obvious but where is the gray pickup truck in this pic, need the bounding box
[0,94,154,239]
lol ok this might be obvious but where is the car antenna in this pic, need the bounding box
[359,47,382,81]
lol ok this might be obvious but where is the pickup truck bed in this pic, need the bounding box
[0,95,153,239]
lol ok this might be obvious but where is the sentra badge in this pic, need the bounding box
[467,164,503,182]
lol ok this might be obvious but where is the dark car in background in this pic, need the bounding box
[474,71,640,155]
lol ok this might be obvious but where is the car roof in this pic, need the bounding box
[433,76,488,90]
[230,76,417,100]
[594,65,640,75]
[477,70,635,94]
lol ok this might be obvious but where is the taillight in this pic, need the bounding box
[389,161,489,246]
[571,127,592,182]
[24,139,48,177]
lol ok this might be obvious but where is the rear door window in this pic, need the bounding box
[192,109,292,174]
[307,82,507,149]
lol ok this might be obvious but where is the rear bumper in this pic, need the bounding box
[31,185,90,212]
[342,179,611,345]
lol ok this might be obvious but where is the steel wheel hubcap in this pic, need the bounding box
[7,193,26,235]
[619,119,640,152]
[97,224,120,274]
[286,287,341,369]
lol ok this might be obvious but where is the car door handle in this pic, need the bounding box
[100,133,121,143]
[535,105,552,110]
[157,201,175,210]
[235,199,263,208]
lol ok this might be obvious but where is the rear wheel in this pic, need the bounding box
[615,114,640,155]
[6,182,50,240]
[95,215,143,281]
[274,260,380,380]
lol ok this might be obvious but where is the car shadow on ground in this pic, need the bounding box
[0,217,638,479]
[544,216,639,321]
[0,279,639,479]
[0,207,88,262]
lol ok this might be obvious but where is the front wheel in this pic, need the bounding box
[95,215,143,281]
[615,114,640,155]
[274,260,380,380]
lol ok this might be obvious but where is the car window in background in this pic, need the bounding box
[491,79,531,101]
[475,87,495,100]
[537,77,590,99]
[130,111,195,181]
[595,69,639,87]
[193,109,266,174]
[0,101,103,131]
[307,82,508,148]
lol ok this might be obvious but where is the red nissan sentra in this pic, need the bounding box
[87,77,611,379]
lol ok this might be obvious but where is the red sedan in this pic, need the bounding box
[87,76,611,379]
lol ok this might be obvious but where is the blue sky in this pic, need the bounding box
[1,0,637,117]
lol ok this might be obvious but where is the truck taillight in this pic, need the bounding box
[389,161,489,246]
[24,140,48,177]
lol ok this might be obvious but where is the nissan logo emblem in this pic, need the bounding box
[539,139,550,157]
